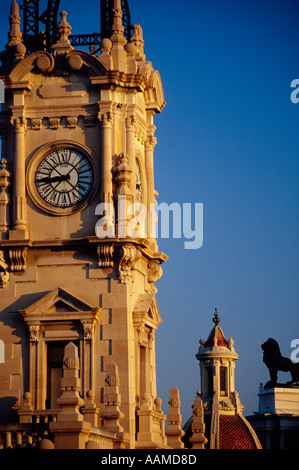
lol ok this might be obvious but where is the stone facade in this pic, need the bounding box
[0,0,174,449]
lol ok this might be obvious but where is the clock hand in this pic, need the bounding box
[36,174,71,184]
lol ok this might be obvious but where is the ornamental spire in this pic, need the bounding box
[111,0,125,35]
[212,307,221,325]
[7,0,26,59]
[110,0,127,71]
[52,10,73,55]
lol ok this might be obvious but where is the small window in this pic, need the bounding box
[220,366,227,396]
[207,367,213,397]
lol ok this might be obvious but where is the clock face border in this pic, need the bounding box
[26,141,99,216]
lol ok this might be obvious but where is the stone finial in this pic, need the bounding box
[100,361,124,435]
[130,24,145,60]
[111,0,125,36]
[115,153,132,196]
[81,390,99,427]
[52,10,73,55]
[165,386,185,449]
[56,342,84,421]
[189,393,208,449]
[110,0,127,71]
[18,392,33,424]
[58,11,72,43]
[212,307,221,325]
[7,0,26,59]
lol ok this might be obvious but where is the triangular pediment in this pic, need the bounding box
[133,293,162,329]
[44,299,77,313]
[19,288,101,323]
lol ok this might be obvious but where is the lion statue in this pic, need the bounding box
[261,338,299,388]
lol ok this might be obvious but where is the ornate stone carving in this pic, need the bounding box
[0,158,11,232]
[136,323,145,345]
[82,320,94,340]
[98,112,113,128]
[115,153,132,196]
[116,244,137,283]
[49,117,60,130]
[28,322,40,342]
[0,251,9,288]
[125,115,136,129]
[130,24,145,60]
[66,116,78,128]
[135,124,147,145]
[63,356,80,369]
[145,132,157,151]
[97,245,114,268]
[105,372,119,388]
[11,116,26,132]
[9,247,27,272]
[148,260,163,284]
[30,118,42,130]
[148,330,155,350]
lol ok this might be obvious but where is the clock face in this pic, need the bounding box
[35,149,93,208]
[135,160,142,202]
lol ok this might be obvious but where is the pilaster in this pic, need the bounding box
[10,116,28,238]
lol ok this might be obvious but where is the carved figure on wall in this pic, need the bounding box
[261,338,299,388]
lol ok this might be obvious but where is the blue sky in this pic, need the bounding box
[0,0,298,422]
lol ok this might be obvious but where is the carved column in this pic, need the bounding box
[98,112,114,237]
[145,126,157,240]
[81,320,95,395]
[11,117,27,236]
[145,126,157,205]
[99,112,113,205]
[28,321,40,409]
[125,116,136,197]
[0,158,10,233]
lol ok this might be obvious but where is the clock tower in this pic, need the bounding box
[0,0,167,449]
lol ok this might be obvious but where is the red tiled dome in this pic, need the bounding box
[204,325,228,348]
[219,415,257,449]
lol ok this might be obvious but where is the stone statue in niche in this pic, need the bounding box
[261,338,299,388]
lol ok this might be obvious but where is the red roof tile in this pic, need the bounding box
[204,326,228,348]
[219,415,257,449]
